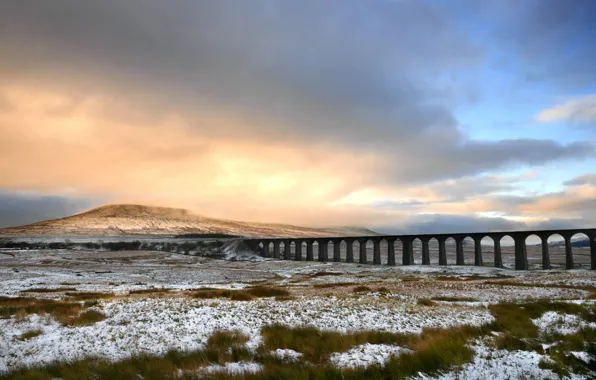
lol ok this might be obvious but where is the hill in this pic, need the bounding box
[0,204,379,238]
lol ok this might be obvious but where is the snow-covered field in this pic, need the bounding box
[1,249,595,378]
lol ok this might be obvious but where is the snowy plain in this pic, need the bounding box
[1,248,595,378]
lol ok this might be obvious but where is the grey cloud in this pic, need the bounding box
[0,192,103,228]
[376,214,526,235]
[565,174,596,186]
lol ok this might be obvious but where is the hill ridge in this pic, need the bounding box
[0,204,379,238]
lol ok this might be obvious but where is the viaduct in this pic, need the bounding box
[244,228,596,270]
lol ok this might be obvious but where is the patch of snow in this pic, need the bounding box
[427,341,560,380]
[571,351,593,364]
[271,348,302,362]
[532,311,596,335]
[198,361,263,375]
[330,343,411,369]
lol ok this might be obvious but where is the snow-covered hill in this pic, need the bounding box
[0,204,379,238]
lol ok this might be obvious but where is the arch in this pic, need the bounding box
[499,235,515,269]
[352,240,361,263]
[445,237,457,265]
[524,234,544,269]
[412,238,423,265]
[546,233,566,269]
[279,241,287,260]
[289,241,297,261]
[428,237,439,265]
[570,232,590,269]
[338,239,348,263]
[479,236,495,268]
[461,236,476,266]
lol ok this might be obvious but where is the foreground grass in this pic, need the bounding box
[3,297,595,379]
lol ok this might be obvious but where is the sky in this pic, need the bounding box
[1,0,596,234]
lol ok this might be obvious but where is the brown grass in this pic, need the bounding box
[431,296,479,302]
[21,287,77,293]
[190,286,290,301]
[65,292,114,300]
[312,282,358,289]
[309,271,344,278]
[17,329,43,341]
[352,285,372,293]
[129,288,171,295]
[63,310,106,327]
[417,298,437,306]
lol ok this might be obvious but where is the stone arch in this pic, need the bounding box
[524,234,543,269]
[445,237,457,265]
[546,233,565,269]
[479,235,495,267]
[352,239,361,263]
[570,232,590,268]
[289,240,297,260]
[411,238,423,265]
[499,235,515,269]
[338,239,347,263]
[428,237,439,265]
[462,235,476,266]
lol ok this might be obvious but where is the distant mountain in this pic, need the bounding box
[549,237,591,248]
[0,204,379,238]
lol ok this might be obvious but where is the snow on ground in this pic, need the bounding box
[199,361,264,375]
[532,311,596,335]
[270,348,302,362]
[330,343,411,369]
[428,341,560,380]
[0,296,492,372]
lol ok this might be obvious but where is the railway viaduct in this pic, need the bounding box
[244,228,596,270]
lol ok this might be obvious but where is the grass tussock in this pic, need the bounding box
[431,296,479,302]
[21,287,77,293]
[417,298,437,307]
[313,282,358,289]
[65,292,114,300]
[191,286,290,301]
[129,288,171,295]
[352,285,372,293]
[309,271,344,278]
[17,329,43,341]
[63,310,106,327]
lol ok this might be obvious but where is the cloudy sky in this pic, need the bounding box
[1,0,595,233]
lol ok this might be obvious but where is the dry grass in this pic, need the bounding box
[65,292,114,300]
[21,287,77,293]
[417,298,437,306]
[17,329,43,341]
[63,310,106,327]
[312,282,358,289]
[309,271,344,278]
[431,296,479,302]
[352,285,372,293]
[190,286,290,302]
[129,288,171,295]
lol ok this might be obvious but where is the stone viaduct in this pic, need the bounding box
[244,228,596,270]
